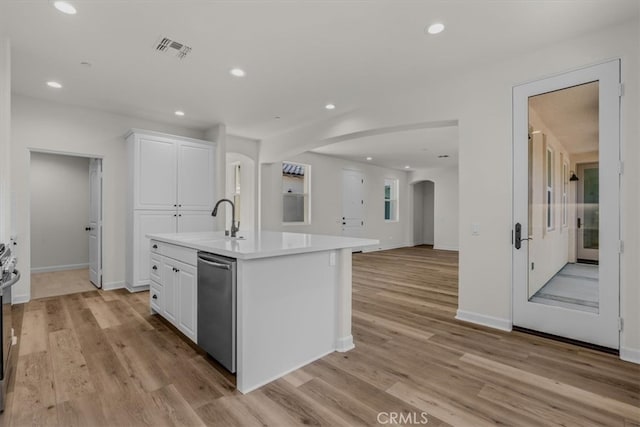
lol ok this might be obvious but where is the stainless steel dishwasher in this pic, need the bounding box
[197,252,237,373]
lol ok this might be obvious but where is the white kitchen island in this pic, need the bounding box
[146,230,378,393]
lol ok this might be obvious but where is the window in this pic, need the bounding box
[282,162,310,223]
[546,146,554,231]
[384,179,398,221]
[562,159,568,228]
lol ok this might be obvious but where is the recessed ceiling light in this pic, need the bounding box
[325,104,336,110]
[46,81,62,89]
[53,1,77,15]
[404,165,411,169]
[366,157,373,161]
[427,23,445,35]
[174,110,185,116]
[230,68,246,77]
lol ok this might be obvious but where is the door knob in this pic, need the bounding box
[85,227,92,231]
[577,218,582,229]
[514,222,531,249]
[152,265,158,270]
[152,294,158,300]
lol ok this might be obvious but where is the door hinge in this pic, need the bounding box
[618,161,624,175]
[618,317,624,332]
[618,83,624,97]
[618,240,624,254]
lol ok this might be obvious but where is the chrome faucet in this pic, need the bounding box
[212,199,239,237]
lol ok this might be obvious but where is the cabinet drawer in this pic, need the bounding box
[151,241,197,266]
[150,282,163,312]
[150,255,162,282]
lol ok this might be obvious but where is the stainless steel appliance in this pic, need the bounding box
[0,243,19,412]
[197,252,236,373]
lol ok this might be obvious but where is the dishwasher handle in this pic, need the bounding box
[198,256,231,270]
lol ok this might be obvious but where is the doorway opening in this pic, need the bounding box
[412,180,434,247]
[30,152,102,299]
[512,60,620,350]
[226,153,256,232]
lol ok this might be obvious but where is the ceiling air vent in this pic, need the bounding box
[155,37,192,59]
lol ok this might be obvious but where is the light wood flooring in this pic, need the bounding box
[31,268,97,300]
[1,246,639,426]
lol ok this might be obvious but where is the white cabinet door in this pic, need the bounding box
[134,211,176,286]
[161,258,178,324]
[177,211,215,233]
[176,261,197,342]
[177,141,215,211]
[136,137,178,210]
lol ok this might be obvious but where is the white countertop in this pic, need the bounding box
[147,231,379,260]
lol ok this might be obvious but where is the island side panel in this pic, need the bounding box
[336,248,354,351]
[236,250,339,394]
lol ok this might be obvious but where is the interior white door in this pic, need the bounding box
[88,158,102,288]
[342,170,364,237]
[577,163,599,262]
[512,60,620,349]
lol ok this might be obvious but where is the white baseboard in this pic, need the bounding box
[456,309,512,332]
[31,263,89,274]
[335,335,355,352]
[125,283,149,293]
[102,281,125,291]
[434,244,459,252]
[620,346,640,364]
[12,294,30,304]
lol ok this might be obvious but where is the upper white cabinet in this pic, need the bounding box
[137,137,177,210]
[178,141,215,210]
[130,132,215,211]
[126,129,217,291]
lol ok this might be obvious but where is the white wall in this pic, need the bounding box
[0,38,10,242]
[261,152,411,250]
[11,95,205,302]
[30,153,90,271]
[410,167,459,251]
[256,21,640,357]
[412,181,435,246]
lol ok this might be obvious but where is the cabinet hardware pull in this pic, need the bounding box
[152,265,157,270]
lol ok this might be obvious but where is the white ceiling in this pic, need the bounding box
[0,1,637,141]
[312,125,458,171]
[529,81,599,155]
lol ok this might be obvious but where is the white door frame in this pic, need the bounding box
[512,60,621,350]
